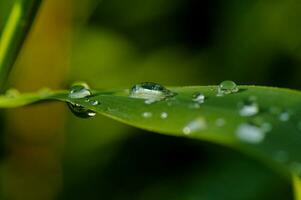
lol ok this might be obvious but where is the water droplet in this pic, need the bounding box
[215,118,226,127]
[217,80,239,96]
[192,92,205,104]
[274,150,289,163]
[90,100,99,106]
[183,117,207,135]
[69,82,92,99]
[142,112,152,118]
[5,88,19,98]
[129,82,175,104]
[239,102,259,117]
[279,111,290,122]
[67,83,96,118]
[261,122,272,132]
[160,112,168,119]
[236,123,266,144]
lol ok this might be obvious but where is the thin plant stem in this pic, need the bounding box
[0,0,42,91]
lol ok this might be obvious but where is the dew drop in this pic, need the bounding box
[215,118,226,127]
[261,122,272,132]
[239,102,259,117]
[142,112,153,118]
[183,117,207,135]
[67,82,96,118]
[236,123,266,144]
[217,80,239,96]
[160,112,168,119]
[90,100,99,106]
[69,82,92,99]
[279,111,290,122]
[129,82,175,104]
[5,88,19,98]
[192,92,205,104]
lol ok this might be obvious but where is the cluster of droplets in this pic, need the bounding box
[66,81,299,148]
[67,82,99,118]
[67,80,301,172]
[129,81,241,135]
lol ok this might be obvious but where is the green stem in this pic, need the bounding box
[0,0,42,91]
[293,175,301,200]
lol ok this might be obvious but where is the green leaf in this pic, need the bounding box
[0,0,42,89]
[1,85,301,178]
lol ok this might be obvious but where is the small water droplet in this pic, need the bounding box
[183,117,207,135]
[215,118,226,127]
[67,83,96,118]
[236,123,266,144]
[239,102,259,117]
[5,88,19,98]
[129,82,175,104]
[90,100,99,106]
[192,92,205,104]
[279,111,291,122]
[142,112,152,118]
[261,122,272,132]
[217,80,239,96]
[160,112,168,119]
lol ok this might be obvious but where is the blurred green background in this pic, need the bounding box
[1,0,301,199]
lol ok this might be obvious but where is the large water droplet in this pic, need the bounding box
[192,92,205,104]
[217,80,239,96]
[67,83,96,118]
[183,117,207,135]
[236,123,266,144]
[69,82,92,99]
[129,82,175,104]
